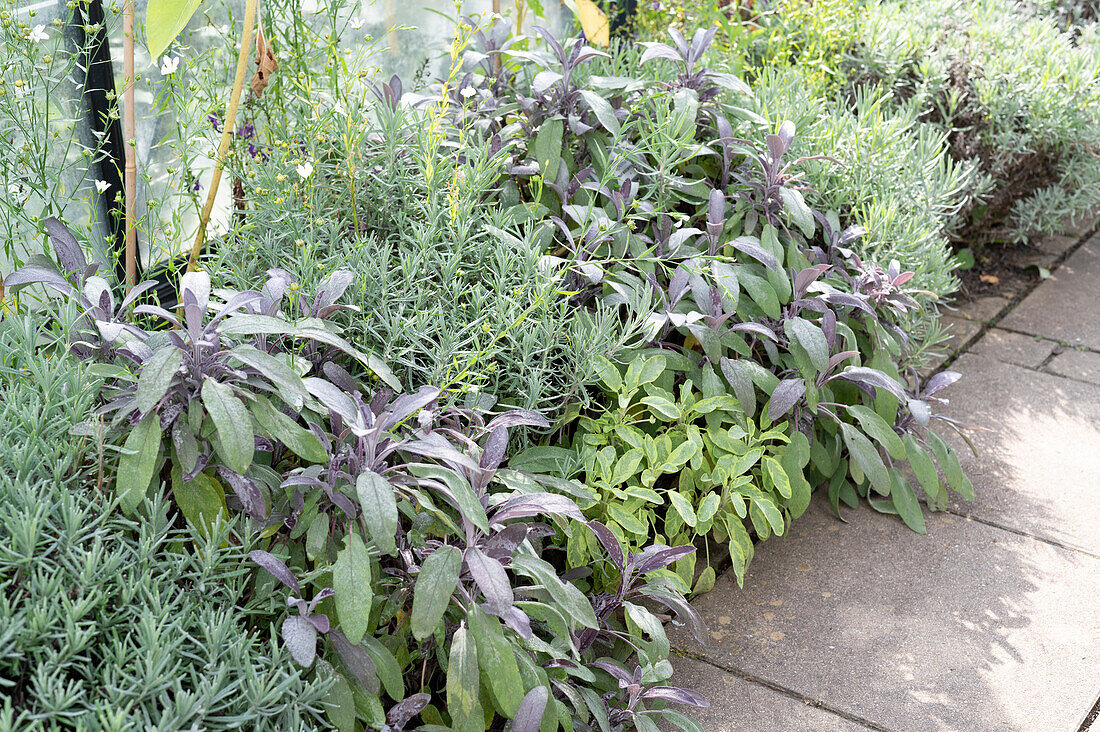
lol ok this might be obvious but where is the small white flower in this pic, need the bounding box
[349,16,363,30]
[28,25,49,43]
[94,179,110,194]
[296,162,313,179]
[7,183,22,199]
[460,86,476,99]
[159,55,180,75]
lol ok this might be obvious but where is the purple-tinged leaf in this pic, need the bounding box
[592,661,637,687]
[491,493,584,524]
[727,322,778,342]
[4,265,74,296]
[924,370,961,397]
[833,367,907,401]
[707,188,725,240]
[482,523,528,561]
[465,547,513,615]
[308,613,330,633]
[44,217,87,278]
[822,292,875,314]
[479,426,509,472]
[794,264,832,297]
[313,269,354,312]
[250,549,300,593]
[501,605,532,639]
[635,586,707,645]
[908,398,932,427]
[381,386,440,431]
[329,629,381,695]
[768,378,806,421]
[729,236,780,271]
[638,41,682,65]
[634,545,696,575]
[386,693,430,730]
[838,225,867,246]
[281,615,317,667]
[511,686,549,732]
[823,350,860,377]
[485,409,550,432]
[217,467,267,520]
[640,686,710,708]
[822,308,837,348]
[586,520,624,571]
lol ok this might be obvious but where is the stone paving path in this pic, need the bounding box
[670,221,1100,732]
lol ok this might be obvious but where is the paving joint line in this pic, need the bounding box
[671,648,897,732]
[1078,690,1100,731]
[935,221,1100,378]
[986,322,1100,358]
[942,507,1100,559]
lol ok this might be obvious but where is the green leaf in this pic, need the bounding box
[306,511,330,561]
[334,531,375,645]
[763,456,791,499]
[839,423,890,496]
[780,431,812,519]
[578,89,620,136]
[641,395,681,421]
[134,346,182,414]
[117,413,162,513]
[200,378,253,474]
[145,0,202,60]
[250,396,328,463]
[693,565,716,594]
[533,118,563,181]
[468,606,524,717]
[170,465,226,537]
[847,405,905,460]
[358,636,405,701]
[356,472,399,556]
[668,492,697,528]
[607,503,649,536]
[696,492,720,523]
[662,441,697,471]
[786,317,829,374]
[610,449,644,487]
[752,496,785,536]
[511,552,598,629]
[229,344,309,408]
[446,624,483,732]
[324,664,357,732]
[903,434,944,505]
[410,545,461,641]
[929,431,972,499]
[890,471,926,534]
[778,187,815,238]
[593,355,622,392]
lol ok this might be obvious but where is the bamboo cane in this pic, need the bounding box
[123,0,136,289]
[185,0,258,273]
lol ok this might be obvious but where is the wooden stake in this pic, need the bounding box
[186,0,258,273]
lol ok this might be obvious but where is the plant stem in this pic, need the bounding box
[123,0,136,289]
[186,0,258,273]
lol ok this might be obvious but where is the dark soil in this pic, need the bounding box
[953,240,1054,304]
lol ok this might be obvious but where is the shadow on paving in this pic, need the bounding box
[940,352,1100,555]
[671,497,1100,731]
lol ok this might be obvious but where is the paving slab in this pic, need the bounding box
[999,236,1100,349]
[967,327,1054,369]
[1046,348,1100,387]
[940,315,981,349]
[949,296,1011,324]
[668,656,869,732]
[672,500,1100,732]
[939,353,1100,553]
[1036,233,1080,258]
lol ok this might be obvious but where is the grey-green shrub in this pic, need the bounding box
[0,318,332,731]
